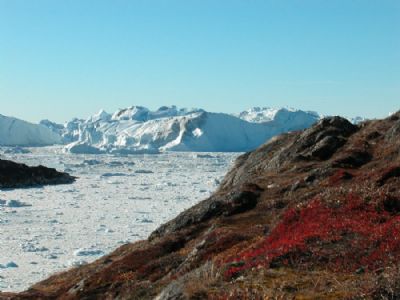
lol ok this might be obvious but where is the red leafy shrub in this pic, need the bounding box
[225,194,400,279]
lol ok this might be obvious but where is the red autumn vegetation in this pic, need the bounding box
[225,193,400,279]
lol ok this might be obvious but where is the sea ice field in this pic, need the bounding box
[0,146,238,292]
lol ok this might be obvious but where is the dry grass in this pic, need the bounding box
[209,268,375,299]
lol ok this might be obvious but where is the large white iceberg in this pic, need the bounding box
[41,106,320,154]
[0,114,61,146]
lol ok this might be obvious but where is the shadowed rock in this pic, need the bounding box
[0,159,75,189]
[383,195,400,214]
[377,166,400,186]
[332,150,372,168]
[294,117,358,161]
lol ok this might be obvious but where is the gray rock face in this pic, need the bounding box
[303,135,347,160]
[294,117,359,161]
[150,184,263,239]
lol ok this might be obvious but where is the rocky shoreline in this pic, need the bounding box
[0,159,75,189]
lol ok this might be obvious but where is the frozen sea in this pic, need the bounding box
[0,146,239,292]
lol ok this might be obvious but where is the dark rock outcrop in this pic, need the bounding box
[377,166,400,186]
[293,116,358,161]
[332,150,372,168]
[151,183,263,239]
[0,159,75,189]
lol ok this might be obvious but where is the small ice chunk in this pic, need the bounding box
[21,243,49,252]
[192,128,203,137]
[6,262,18,268]
[101,172,127,177]
[0,199,31,208]
[83,159,102,165]
[107,161,124,166]
[137,217,153,223]
[73,248,104,257]
[0,262,18,268]
[195,154,214,159]
[134,169,154,174]
[67,259,88,267]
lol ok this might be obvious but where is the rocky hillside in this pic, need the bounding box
[2,111,400,299]
[0,159,75,189]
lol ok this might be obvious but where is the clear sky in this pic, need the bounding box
[0,0,399,123]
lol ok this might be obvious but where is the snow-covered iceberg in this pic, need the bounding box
[0,114,61,146]
[41,106,320,154]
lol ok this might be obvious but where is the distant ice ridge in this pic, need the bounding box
[237,107,366,125]
[0,114,61,146]
[235,106,320,123]
[349,116,366,125]
[40,106,320,154]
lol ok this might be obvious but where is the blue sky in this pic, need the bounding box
[0,0,399,123]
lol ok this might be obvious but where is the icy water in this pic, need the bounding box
[0,147,238,292]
